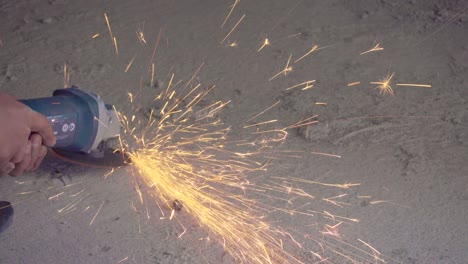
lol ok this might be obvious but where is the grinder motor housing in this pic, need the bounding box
[19,86,120,157]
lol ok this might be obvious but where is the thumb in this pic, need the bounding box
[28,111,56,147]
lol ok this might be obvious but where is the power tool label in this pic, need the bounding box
[47,114,77,147]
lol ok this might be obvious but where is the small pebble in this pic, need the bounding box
[172,199,183,211]
[41,17,53,24]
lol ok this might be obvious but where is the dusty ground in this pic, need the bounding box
[0,0,467,263]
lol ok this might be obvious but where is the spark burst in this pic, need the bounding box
[371,72,396,95]
[115,66,383,262]
[119,77,308,263]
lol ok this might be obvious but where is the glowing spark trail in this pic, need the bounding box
[347,81,361,86]
[221,0,241,28]
[257,38,270,52]
[371,72,395,95]
[286,80,315,91]
[63,63,70,88]
[89,201,105,225]
[270,54,293,81]
[360,43,384,55]
[294,44,320,64]
[247,100,280,122]
[396,83,432,88]
[125,56,135,73]
[220,14,245,44]
[136,23,147,44]
[104,13,118,55]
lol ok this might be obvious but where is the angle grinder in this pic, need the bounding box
[19,86,129,168]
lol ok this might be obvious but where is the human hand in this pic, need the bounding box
[9,133,48,176]
[0,93,55,176]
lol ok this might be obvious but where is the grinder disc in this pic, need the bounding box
[51,148,131,168]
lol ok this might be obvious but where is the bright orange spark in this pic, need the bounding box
[257,38,270,52]
[104,13,118,55]
[360,43,384,55]
[347,81,360,86]
[113,37,119,55]
[220,14,245,44]
[269,54,293,81]
[136,23,147,44]
[286,80,315,91]
[63,63,70,88]
[114,256,129,264]
[221,0,241,28]
[396,83,432,88]
[371,72,395,95]
[247,100,280,122]
[92,33,100,39]
[310,151,340,158]
[294,44,320,63]
[125,56,135,72]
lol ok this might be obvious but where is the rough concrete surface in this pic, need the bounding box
[0,1,467,263]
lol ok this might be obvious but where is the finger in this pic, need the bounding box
[28,111,56,147]
[0,162,15,176]
[31,146,47,171]
[10,142,32,177]
[27,134,43,171]
[10,145,26,164]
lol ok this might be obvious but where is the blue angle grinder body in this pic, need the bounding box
[20,86,128,168]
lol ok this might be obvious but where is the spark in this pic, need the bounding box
[113,37,119,55]
[63,63,70,88]
[221,0,240,28]
[89,201,105,225]
[286,80,315,91]
[229,41,238,47]
[371,72,395,95]
[104,13,118,55]
[150,27,164,66]
[48,192,64,200]
[151,63,155,87]
[396,83,432,88]
[136,23,147,44]
[347,81,360,86]
[247,100,280,122]
[315,102,327,106]
[273,177,360,189]
[58,195,88,214]
[125,56,135,72]
[287,32,302,39]
[310,151,341,159]
[114,256,129,264]
[94,116,110,129]
[16,191,36,195]
[294,44,320,64]
[243,119,278,129]
[92,33,100,39]
[220,14,245,44]
[358,238,381,256]
[360,43,384,55]
[269,54,293,81]
[257,38,270,52]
